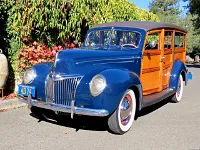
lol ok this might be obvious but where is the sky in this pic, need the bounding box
[131,0,188,12]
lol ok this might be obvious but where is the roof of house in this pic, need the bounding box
[91,21,187,32]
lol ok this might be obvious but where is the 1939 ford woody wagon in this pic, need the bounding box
[18,21,192,134]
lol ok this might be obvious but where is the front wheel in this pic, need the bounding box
[108,89,136,134]
[171,74,184,103]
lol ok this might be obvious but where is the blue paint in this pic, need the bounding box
[18,62,53,101]
[75,68,142,114]
[169,60,187,90]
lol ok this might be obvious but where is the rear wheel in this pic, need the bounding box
[171,74,184,103]
[108,89,136,134]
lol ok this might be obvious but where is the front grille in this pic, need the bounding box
[45,75,82,106]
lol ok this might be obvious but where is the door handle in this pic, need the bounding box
[160,56,165,62]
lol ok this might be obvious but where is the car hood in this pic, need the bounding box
[53,49,141,77]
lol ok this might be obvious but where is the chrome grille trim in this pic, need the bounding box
[45,75,82,106]
[45,75,54,104]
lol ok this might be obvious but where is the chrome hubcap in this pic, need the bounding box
[120,94,133,126]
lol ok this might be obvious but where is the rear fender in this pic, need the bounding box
[169,60,187,90]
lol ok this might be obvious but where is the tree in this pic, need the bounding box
[178,14,200,53]
[149,0,181,23]
[184,0,200,30]
[149,0,200,54]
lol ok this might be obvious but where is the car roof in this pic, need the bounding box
[91,21,187,33]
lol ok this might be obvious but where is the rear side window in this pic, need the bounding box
[175,32,185,48]
[145,32,160,50]
[164,31,173,49]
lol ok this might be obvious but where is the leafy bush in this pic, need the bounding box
[18,41,77,72]
[6,0,159,46]
[18,42,63,72]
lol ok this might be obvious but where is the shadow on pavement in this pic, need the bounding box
[186,64,200,68]
[29,98,171,133]
[30,107,109,132]
[137,98,169,117]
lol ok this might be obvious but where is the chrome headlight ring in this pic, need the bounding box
[89,74,106,97]
[23,68,36,84]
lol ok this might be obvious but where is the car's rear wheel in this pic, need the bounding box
[108,89,136,135]
[171,74,184,103]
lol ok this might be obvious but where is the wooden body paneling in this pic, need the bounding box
[161,30,174,90]
[174,48,186,62]
[141,51,162,95]
[141,30,162,95]
[141,29,186,96]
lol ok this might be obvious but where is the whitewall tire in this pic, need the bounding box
[171,74,184,103]
[108,89,136,134]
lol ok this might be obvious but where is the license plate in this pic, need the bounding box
[18,85,36,97]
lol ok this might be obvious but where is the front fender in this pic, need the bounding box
[169,60,187,90]
[27,62,53,101]
[75,69,142,115]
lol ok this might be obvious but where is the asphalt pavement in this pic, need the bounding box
[0,66,200,150]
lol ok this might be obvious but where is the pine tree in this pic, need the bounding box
[149,0,181,23]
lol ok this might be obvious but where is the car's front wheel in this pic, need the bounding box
[108,89,136,134]
[171,74,184,103]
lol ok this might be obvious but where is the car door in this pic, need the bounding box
[140,30,163,95]
[161,30,174,90]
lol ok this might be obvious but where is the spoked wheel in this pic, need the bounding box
[171,74,184,103]
[108,89,136,135]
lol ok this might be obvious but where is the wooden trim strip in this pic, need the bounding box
[144,50,161,56]
[142,66,160,74]
[143,87,160,94]
[162,84,168,89]
[174,48,185,53]
[164,49,172,55]
[163,63,172,70]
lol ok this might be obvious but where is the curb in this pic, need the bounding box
[0,98,27,111]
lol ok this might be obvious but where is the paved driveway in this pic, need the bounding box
[0,66,199,150]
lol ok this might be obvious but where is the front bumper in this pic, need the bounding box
[18,95,109,118]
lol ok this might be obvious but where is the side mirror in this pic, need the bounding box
[149,41,156,49]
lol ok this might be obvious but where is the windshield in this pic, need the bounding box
[84,29,141,49]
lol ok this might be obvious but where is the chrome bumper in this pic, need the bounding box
[18,95,109,118]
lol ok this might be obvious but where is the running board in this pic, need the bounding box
[142,88,176,108]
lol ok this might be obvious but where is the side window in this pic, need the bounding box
[175,32,185,48]
[145,32,160,50]
[164,31,173,50]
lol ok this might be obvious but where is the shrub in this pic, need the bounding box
[18,42,63,72]
[18,41,77,72]
[6,0,159,46]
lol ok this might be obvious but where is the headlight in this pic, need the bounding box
[89,75,106,97]
[23,68,36,84]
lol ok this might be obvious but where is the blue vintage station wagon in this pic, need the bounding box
[18,21,192,134]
